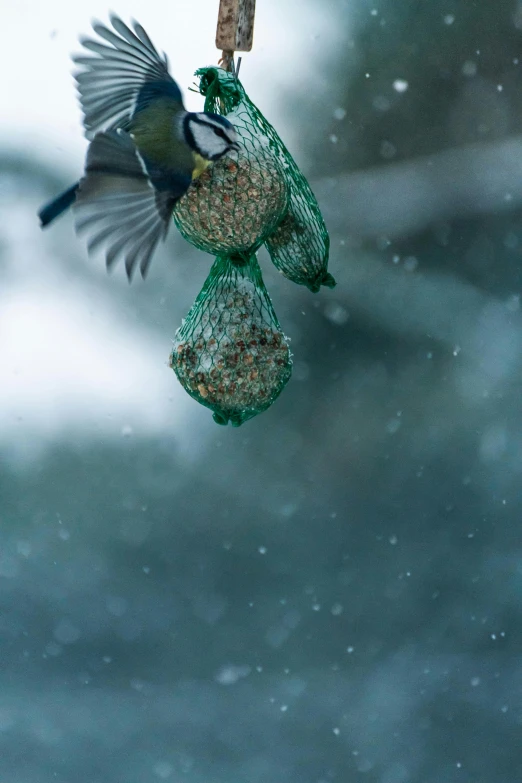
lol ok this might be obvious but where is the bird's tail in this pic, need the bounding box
[38,183,80,227]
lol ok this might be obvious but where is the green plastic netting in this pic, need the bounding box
[173,69,288,256]
[173,67,335,293]
[169,253,292,426]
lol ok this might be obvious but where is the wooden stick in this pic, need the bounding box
[218,50,235,72]
[216,0,256,52]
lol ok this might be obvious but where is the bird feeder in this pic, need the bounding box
[170,0,335,425]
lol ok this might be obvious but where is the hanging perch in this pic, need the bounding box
[216,0,256,52]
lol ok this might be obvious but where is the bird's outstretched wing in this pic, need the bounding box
[74,130,189,280]
[73,14,184,138]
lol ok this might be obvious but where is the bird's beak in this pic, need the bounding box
[231,142,241,152]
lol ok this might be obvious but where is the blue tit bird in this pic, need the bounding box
[38,14,240,280]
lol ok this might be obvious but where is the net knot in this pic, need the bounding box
[196,67,242,113]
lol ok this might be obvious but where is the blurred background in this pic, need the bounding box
[2,0,522,780]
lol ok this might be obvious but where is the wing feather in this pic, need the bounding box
[73,130,179,280]
[73,14,183,137]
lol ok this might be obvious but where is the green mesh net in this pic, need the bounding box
[173,69,289,256]
[169,253,292,426]
[173,67,335,292]
[264,192,335,293]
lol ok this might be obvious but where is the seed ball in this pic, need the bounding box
[265,208,335,292]
[173,151,288,255]
[169,285,292,424]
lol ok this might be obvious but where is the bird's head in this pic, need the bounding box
[183,112,240,161]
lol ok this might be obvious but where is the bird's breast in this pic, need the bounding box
[191,153,212,180]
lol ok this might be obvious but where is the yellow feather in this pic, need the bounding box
[192,153,211,180]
